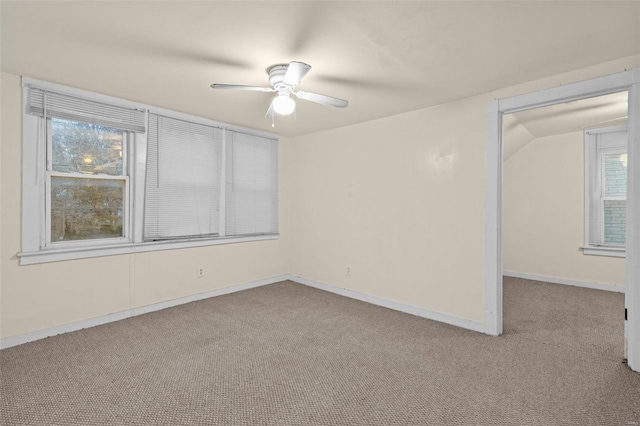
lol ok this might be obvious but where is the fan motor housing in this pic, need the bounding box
[267,65,289,87]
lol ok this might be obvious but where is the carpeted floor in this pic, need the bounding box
[1,277,639,425]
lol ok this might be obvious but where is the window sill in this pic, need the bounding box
[581,246,626,258]
[18,234,279,265]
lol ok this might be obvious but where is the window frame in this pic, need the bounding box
[599,147,626,246]
[143,113,225,242]
[45,118,131,248]
[20,77,278,265]
[583,125,627,257]
[224,130,279,237]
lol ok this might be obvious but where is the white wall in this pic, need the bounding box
[286,56,639,322]
[2,55,639,339]
[0,72,290,339]
[503,131,625,287]
[287,96,487,320]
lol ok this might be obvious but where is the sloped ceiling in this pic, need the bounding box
[503,115,535,161]
[512,91,628,138]
[504,91,628,160]
[2,1,639,137]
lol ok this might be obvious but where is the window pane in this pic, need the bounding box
[603,199,626,245]
[603,153,627,197]
[52,119,124,175]
[51,177,124,242]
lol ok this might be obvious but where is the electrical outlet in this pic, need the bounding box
[346,266,351,277]
[197,266,205,278]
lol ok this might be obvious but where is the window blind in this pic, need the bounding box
[144,114,223,240]
[225,130,278,236]
[25,86,146,133]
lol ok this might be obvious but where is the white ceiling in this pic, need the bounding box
[503,91,628,160]
[511,91,628,139]
[2,1,639,137]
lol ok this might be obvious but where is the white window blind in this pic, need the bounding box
[21,77,279,265]
[25,86,146,133]
[225,130,278,236]
[586,128,627,247]
[144,114,223,240]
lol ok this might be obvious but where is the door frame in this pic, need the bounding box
[484,68,640,372]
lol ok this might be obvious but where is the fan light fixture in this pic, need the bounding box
[210,61,348,126]
[272,95,295,115]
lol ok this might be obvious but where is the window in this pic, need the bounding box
[225,130,278,236]
[21,79,278,264]
[143,116,278,242]
[49,119,128,244]
[144,114,223,241]
[584,126,627,257]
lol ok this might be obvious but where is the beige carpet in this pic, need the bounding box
[1,277,639,425]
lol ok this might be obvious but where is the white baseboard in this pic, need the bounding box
[0,274,289,350]
[288,275,489,334]
[503,271,625,293]
[2,273,496,350]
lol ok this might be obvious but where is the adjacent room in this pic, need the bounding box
[1,1,640,425]
[503,92,628,290]
[501,93,629,373]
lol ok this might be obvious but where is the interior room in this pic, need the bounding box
[1,1,639,425]
[503,92,628,290]
[501,93,629,369]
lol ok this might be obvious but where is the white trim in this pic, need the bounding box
[486,68,640,372]
[289,275,489,334]
[582,246,626,258]
[625,68,640,370]
[18,234,279,265]
[219,130,227,237]
[497,71,633,114]
[0,274,289,349]
[2,272,508,350]
[584,125,628,251]
[585,124,629,136]
[484,100,502,336]
[503,271,625,293]
[584,130,595,250]
[21,112,45,253]
[131,122,147,244]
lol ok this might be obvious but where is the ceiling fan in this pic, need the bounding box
[210,61,348,121]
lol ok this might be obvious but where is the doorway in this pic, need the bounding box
[501,92,628,361]
[484,69,640,372]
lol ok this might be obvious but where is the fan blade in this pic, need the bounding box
[283,62,312,86]
[210,84,275,92]
[295,91,348,108]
